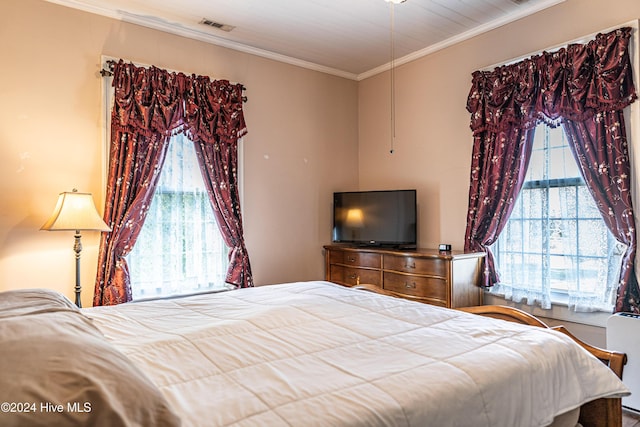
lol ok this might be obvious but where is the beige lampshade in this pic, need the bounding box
[41,190,111,232]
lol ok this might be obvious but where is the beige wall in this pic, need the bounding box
[358,0,640,250]
[0,0,358,306]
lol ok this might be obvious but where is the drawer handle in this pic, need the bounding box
[405,282,416,289]
[349,274,357,279]
[347,256,356,263]
[405,262,416,269]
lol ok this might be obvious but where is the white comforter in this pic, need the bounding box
[84,281,628,427]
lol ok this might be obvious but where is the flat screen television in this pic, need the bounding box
[332,189,417,248]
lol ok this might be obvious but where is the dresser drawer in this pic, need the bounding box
[330,265,382,286]
[330,250,381,269]
[383,272,447,301]
[383,254,447,276]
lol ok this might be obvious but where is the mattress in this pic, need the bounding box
[84,281,628,427]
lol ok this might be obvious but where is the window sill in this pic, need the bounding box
[132,284,236,303]
[483,290,612,328]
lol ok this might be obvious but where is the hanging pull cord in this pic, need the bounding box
[389,2,396,154]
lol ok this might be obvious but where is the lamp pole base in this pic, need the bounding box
[74,231,82,308]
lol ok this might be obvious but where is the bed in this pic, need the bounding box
[0,281,629,427]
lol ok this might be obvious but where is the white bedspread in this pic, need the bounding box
[84,281,628,427]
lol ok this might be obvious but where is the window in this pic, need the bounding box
[491,125,624,311]
[127,133,231,299]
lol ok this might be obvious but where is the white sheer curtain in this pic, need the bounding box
[558,186,624,312]
[491,180,552,309]
[127,133,230,299]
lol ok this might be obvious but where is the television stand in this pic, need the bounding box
[323,245,485,308]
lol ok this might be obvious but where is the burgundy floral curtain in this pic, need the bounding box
[563,112,639,313]
[185,76,252,288]
[465,27,639,313]
[94,60,251,306]
[93,62,183,306]
[464,127,535,287]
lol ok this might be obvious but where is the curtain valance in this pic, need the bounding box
[111,60,247,144]
[467,27,637,135]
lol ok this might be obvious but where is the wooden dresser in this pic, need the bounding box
[323,245,485,308]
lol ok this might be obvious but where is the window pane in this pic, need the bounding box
[522,252,544,289]
[578,220,608,256]
[521,188,543,219]
[503,252,523,277]
[548,127,565,148]
[527,149,545,181]
[552,219,577,256]
[577,186,601,218]
[550,254,573,290]
[503,220,523,252]
[524,219,543,253]
[577,257,608,293]
[553,187,577,219]
[127,134,231,299]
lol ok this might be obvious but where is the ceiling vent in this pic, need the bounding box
[200,18,235,32]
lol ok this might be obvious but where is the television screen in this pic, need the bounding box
[332,190,416,248]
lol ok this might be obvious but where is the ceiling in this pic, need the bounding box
[46,0,564,80]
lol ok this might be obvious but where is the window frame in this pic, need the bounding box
[492,124,619,300]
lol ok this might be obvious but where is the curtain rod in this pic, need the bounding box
[99,59,248,103]
[480,20,638,72]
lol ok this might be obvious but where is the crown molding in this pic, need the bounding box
[356,0,566,81]
[45,0,565,82]
[43,0,359,80]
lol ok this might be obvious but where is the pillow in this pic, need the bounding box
[0,288,79,318]
[0,289,181,427]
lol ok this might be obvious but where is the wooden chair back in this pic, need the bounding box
[457,304,550,328]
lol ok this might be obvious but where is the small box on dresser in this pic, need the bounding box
[324,245,485,308]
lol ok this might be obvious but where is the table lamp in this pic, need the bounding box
[41,189,111,307]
